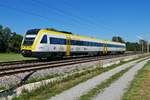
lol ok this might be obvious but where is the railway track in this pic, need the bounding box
[0,60,39,66]
[0,52,137,66]
[0,55,108,66]
[0,53,140,77]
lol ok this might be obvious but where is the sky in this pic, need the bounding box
[0,0,150,42]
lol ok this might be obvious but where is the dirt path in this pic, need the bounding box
[93,58,149,100]
[49,57,147,100]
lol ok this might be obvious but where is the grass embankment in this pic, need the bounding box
[0,53,35,62]
[79,66,132,100]
[12,55,146,100]
[123,60,150,100]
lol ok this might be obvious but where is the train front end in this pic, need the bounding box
[21,29,40,57]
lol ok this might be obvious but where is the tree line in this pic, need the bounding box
[0,25,23,53]
[112,36,150,52]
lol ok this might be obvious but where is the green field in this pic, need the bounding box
[0,53,36,62]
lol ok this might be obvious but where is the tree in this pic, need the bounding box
[0,27,11,52]
[0,25,23,53]
[112,36,125,43]
[126,42,141,51]
[0,25,3,51]
[8,32,23,52]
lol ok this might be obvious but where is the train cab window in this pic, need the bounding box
[40,35,47,43]
[23,37,35,46]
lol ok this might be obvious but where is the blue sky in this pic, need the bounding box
[0,0,150,42]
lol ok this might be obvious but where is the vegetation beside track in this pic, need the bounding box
[0,53,35,62]
[79,66,132,100]
[12,55,147,100]
[123,60,150,100]
[0,86,6,91]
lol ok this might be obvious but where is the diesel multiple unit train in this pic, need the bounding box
[21,29,126,59]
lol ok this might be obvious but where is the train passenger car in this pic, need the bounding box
[21,29,126,59]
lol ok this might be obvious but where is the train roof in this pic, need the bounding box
[26,29,41,35]
[44,28,73,34]
[38,29,125,46]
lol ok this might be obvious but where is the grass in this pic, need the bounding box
[122,60,150,100]
[24,73,61,84]
[12,55,147,100]
[79,66,132,100]
[0,53,35,62]
[0,86,7,91]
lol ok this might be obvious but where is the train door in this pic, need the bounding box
[66,37,71,57]
[39,34,49,51]
[103,41,108,55]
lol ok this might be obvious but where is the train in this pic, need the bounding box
[21,29,126,59]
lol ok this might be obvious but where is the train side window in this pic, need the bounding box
[40,35,47,43]
[50,37,66,45]
[71,40,76,45]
